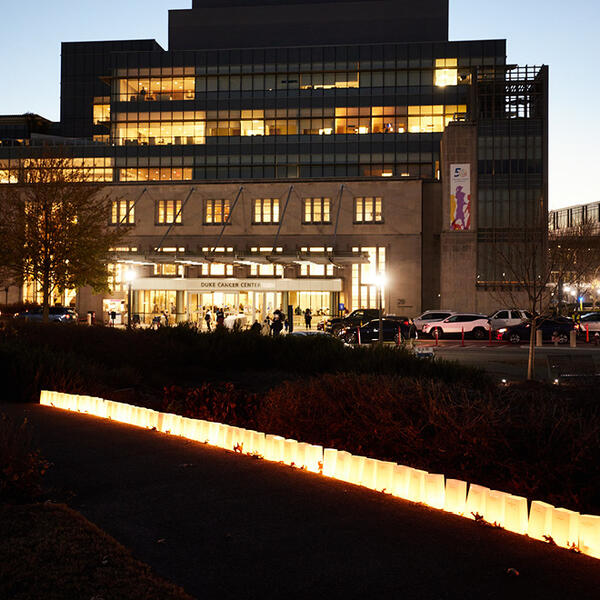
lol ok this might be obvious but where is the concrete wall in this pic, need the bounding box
[95,177,424,317]
[439,122,478,312]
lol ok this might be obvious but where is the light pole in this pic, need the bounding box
[372,273,387,344]
[124,268,136,330]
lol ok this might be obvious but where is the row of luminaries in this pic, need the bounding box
[40,390,600,560]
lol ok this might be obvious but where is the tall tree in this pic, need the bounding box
[0,157,126,322]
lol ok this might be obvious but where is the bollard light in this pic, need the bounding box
[375,460,395,493]
[392,465,412,499]
[334,451,352,482]
[407,468,427,503]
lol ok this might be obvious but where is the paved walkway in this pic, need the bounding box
[5,403,600,599]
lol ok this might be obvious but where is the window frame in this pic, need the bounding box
[302,197,331,224]
[354,196,384,224]
[156,199,183,225]
[205,198,231,225]
[110,199,135,225]
[253,198,280,224]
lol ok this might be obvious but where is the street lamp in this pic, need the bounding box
[124,268,136,330]
[371,273,387,344]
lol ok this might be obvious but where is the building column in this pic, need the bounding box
[176,290,185,323]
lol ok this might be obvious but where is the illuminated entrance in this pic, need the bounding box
[131,278,342,327]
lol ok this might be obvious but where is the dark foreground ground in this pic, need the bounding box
[4,403,599,600]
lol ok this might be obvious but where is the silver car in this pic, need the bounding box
[488,309,532,332]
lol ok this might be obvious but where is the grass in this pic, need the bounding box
[0,503,193,600]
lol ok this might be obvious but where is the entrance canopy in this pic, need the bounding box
[131,277,343,292]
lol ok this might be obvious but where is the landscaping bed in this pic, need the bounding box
[2,322,598,515]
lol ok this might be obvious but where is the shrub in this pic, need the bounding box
[0,414,50,503]
[162,383,261,427]
[254,374,600,514]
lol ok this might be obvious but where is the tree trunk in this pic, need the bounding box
[527,317,536,380]
[42,268,50,323]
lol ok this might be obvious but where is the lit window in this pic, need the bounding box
[93,97,110,124]
[154,264,184,277]
[249,264,284,277]
[355,197,383,223]
[253,198,280,223]
[200,263,234,276]
[157,200,182,224]
[350,247,386,310]
[205,199,231,224]
[110,199,135,225]
[303,198,331,224]
[434,58,458,87]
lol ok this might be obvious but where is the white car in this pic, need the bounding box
[413,310,457,332]
[422,313,490,339]
[577,312,600,335]
[488,309,532,332]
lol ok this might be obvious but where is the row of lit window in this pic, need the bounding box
[111,61,460,101]
[111,105,466,144]
[110,197,384,226]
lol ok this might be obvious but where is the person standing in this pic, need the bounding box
[304,307,312,329]
[216,308,225,327]
[204,309,212,331]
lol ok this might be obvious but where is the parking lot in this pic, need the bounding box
[414,339,600,382]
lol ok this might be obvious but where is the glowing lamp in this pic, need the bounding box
[486,490,507,528]
[348,455,366,486]
[375,460,395,493]
[218,424,228,447]
[504,495,529,535]
[265,435,285,462]
[207,422,220,445]
[579,514,600,558]
[334,451,352,482]
[551,507,580,549]
[282,439,298,465]
[248,431,264,456]
[444,479,467,515]
[424,473,445,509]
[407,469,427,503]
[322,448,338,477]
[465,484,489,520]
[360,458,378,490]
[40,390,50,406]
[307,445,323,473]
[392,465,411,499]
[296,442,311,468]
[197,420,210,443]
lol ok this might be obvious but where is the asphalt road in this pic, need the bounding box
[5,403,600,599]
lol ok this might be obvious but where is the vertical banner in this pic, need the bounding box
[450,164,471,230]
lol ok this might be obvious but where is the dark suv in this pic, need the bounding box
[14,306,78,323]
[318,309,381,336]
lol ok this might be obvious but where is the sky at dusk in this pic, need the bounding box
[0,0,597,209]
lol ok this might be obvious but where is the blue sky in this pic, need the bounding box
[1,0,597,209]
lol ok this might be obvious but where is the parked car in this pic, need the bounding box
[13,306,78,323]
[421,313,490,339]
[413,310,456,332]
[488,309,532,332]
[318,308,381,335]
[576,312,600,336]
[339,317,416,344]
[498,317,574,344]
